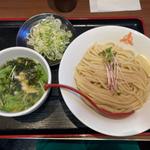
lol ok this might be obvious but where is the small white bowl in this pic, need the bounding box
[0,47,51,117]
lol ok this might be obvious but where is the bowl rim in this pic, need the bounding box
[0,46,51,117]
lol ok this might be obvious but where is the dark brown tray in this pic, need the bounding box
[0,18,145,136]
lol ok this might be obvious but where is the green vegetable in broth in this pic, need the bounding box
[0,57,48,112]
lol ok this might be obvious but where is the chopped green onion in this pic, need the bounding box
[27,16,72,61]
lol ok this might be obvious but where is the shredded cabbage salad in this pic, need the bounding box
[27,16,72,61]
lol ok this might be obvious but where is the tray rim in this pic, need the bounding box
[0,132,150,141]
[0,17,148,140]
[0,16,145,35]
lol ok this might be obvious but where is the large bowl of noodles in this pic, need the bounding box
[59,25,150,136]
[0,47,51,117]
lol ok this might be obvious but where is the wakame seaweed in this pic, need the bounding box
[0,57,48,112]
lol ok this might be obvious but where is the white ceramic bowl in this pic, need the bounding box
[0,47,51,117]
[59,25,150,136]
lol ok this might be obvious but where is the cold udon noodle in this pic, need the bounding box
[74,42,150,113]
